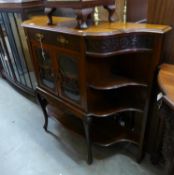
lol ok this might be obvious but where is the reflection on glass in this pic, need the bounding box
[14,13,36,88]
[36,48,55,89]
[58,54,80,103]
[2,24,21,82]
[0,37,13,79]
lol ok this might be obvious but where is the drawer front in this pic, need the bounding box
[27,29,82,52]
[85,33,154,54]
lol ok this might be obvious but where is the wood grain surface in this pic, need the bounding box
[158,64,174,106]
[22,16,171,36]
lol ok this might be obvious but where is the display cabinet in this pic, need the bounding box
[0,1,43,95]
[23,16,170,164]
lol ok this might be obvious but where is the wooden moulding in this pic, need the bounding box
[44,0,116,29]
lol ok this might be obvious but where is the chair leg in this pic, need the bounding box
[83,116,93,164]
[36,92,48,132]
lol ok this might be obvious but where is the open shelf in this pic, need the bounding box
[87,87,146,117]
[88,99,144,117]
[46,104,140,147]
[91,117,140,146]
[88,74,147,90]
[87,52,153,90]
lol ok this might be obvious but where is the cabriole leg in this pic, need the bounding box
[83,116,93,164]
[36,92,48,131]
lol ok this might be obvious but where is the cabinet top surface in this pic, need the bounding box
[22,16,171,36]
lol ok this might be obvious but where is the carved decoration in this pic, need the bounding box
[86,34,153,53]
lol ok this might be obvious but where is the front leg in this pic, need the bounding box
[83,116,93,164]
[36,92,48,131]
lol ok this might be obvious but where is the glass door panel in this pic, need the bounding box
[0,24,14,80]
[34,46,56,92]
[58,54,81,105]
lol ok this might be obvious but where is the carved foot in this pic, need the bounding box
[43,118,48,132]
[45,7,56,25]
[75,8,94,29]
[137,152,145,163]
[104,4,116,22]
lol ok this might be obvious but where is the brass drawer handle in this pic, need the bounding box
[57,35,69,45]
[35,33,44,41]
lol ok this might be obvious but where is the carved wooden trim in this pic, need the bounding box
[86,34,153,54]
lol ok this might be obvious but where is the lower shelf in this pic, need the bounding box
[46,104,140,147]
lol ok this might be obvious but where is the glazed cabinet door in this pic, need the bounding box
[31,41,57,94]
[55,50,82,107]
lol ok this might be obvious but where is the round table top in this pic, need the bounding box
[158,64,174,109]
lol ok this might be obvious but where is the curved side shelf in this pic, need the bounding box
[87,86,146,117]
[46,104,139,147]
[88,102,144,117]
[92,124,139,147]
[88,75,147,90]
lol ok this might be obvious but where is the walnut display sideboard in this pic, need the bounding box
[22,16,171,164]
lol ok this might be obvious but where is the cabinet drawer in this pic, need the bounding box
[27,29,81,52]
[85,33,154,56]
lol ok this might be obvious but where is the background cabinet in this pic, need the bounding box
[0,1,43,95]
